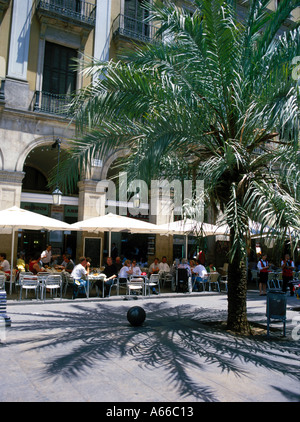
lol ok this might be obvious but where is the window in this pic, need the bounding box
[39,41,77,114]
[124,0,150,38]
[42,41,77,96]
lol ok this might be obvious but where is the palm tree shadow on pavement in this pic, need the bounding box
[8,301,300,402]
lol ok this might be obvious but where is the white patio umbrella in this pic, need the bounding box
[158,218,229,258]
[70,212,170,255]
[0,206,72,293]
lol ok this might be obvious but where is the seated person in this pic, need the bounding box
[71,256,90,299]
[178,258,191,276]
[61,254,74,273]
[58,253,74,268]
[0,252,10,279]
[206,262,216,273]
[148,258,160,294]
[118,259,132,285]
[159,256,170,273]
[115,256,123,273]
[149,258,160,275]
[95,256,118,297]
[16,252,26,272]
[131,260,142,277]
[28,253,46,274]
[192,261,208,291]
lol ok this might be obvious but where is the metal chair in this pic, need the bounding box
[72,277,89,299]
[251,270,258,287]
[106,277,119,297]
[276,273,283,289]
[195,274,209,291]
[145,274,160,295]
[61,272,73,296]
[37,272,49,299]
[219,275,228,292]
[162,272,173,289]
[267,272,277,289]
[208,272,220,292]
[126,277,144,296]
[0,274,6,290]
[43,274,62,300]
[19,275,39,300]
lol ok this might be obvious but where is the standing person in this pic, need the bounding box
[111,243,118,261]
[281,254,295,296]
[71,256,90,299]
[40,245,52,266]
[257,254,269,296]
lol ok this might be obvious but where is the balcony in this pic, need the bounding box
[36,0,96,30]
[112,14,160,44]
[34,91,73,117]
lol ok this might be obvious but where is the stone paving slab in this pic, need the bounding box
[0,291,300,403]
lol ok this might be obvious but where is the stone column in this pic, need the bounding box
[0,170,24,210]
[94,0,111,63]
[6,0,33,110]
[148,181,174,264]
[0,170,25,261]
[76,179,107,262]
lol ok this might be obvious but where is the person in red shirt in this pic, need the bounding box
[281,254,295,296]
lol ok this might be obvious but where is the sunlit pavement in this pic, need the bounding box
[1,291,300,402]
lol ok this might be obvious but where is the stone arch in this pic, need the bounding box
[15,136,67,173]
[100,148,130,180]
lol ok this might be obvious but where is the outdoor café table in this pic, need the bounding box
[88,274,106,298]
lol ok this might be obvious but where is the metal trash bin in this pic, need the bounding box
[266,291,287,337]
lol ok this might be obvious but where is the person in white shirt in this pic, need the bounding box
[71,256,90,299]
[119,259,132,282]
[192,261,207,291]
[40,245,52,266]
[158,256,170,273]
[149,257,160,275]
[0,253,10,278]
[257,254,269,296]
[131,260,142,276]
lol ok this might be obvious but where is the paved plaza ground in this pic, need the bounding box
[1,290,300,403]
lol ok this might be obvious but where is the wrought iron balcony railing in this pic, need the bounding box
[112,14,160,44]
[36,0,96,27]
[34,91,73,117]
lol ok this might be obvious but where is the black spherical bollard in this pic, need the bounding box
[127,306,146,326]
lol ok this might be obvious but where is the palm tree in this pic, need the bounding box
[62,0,300,334]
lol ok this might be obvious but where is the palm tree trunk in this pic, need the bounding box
[226,254,251,334]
